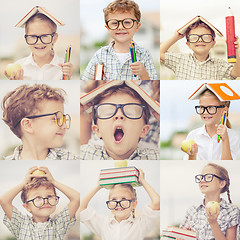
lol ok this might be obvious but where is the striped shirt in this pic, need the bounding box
[81,41,158,80]
[180,198,240,240]
[80,144,160,160]
[3,206,76,240]
[163,52,235,80]
[4,146,80,160]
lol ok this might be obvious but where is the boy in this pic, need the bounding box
[0,166,80,239]
[80,83,160,160]
[4,8,73,80]
[160,20,240,80]
[81,0,158,80]
[2,83,79,160]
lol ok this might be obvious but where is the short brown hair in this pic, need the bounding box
[2,84,66,139]
[25,13,57,33]
[21,177,56,203]
[92,84,150,124]
[103,0,141,22]
[186,21,215,41]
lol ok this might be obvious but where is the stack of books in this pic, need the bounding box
[99,166,141,189]
[162,226,196,240]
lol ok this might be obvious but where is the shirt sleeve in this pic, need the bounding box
[227,205,240,229]
[141,50,158,80]
[3,206,25,237]
[80,207,107,237]
[217,59,236,80]
[53,206,76,235]
[163,52,183,73]
[138,205,160,236]
[228,129,240,160]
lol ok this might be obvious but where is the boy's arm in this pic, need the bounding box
[138,169,160,211]
[230,36,240,78]
[80,184,102,212]
[160,32,184,61]
[38,167,80,220]
[0,166,38,220]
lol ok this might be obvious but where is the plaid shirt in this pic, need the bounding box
[80,144,159,160]
[81,41,158,80]
[180,199,240,240]
[3,206,76,240]
[163,52,235,80]
[4,146,80,160]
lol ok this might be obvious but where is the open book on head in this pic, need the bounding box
[177,16,223,37]
[188,83,240,101]
[80,80,160,114]
[15,6,65,28]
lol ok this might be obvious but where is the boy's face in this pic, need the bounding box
[23,186,57,222]
[108,187,137,222]
[26,19,58,59]
[186,27,215,57]
[105,10,141,45]
[92,93,150,160]
[199,95,227,127]
[23,100,67,149]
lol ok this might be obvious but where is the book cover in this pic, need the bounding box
[100,166,138,174]
[15,6,65,28]
[167,226,196,237]
[80,80,160,114]
[100,170,139,179]
[177,16,223,37]
[94,63,104,80]
[188,83,240,101]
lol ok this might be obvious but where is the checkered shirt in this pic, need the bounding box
[81,41,158,80]
[80,144,160,160]
[163,52,235,80]
[4,146,80,160]
[3,206,76,240]
[180,199,240,240]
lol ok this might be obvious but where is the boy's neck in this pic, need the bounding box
[105,147,135,160]
[33,52,54,68]
[113,41,131,53]
[204,194,221,204]
[205,124,217,138]
[32,215,50,223]
[20,141,49,160]
[193,52,209,62]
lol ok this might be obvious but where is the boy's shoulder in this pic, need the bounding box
[80,144,106,160]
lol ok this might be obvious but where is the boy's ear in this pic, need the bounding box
[53,33,58,44]
[135,22,141,32]
[20,118,34,134]
[186,41,190,48]
[92,124,102,138]
[139,124,150,138]
[23,203,32,213]
[219,180,226,190]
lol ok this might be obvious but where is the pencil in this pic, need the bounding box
[63,46,71,80]
[217,111,227,143]
[129,40,137,77]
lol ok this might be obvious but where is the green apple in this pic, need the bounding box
[206,201,220,214]
[6,63,22,77]
[32,169,46,176]
[181,139,195,152]
[114,160,128,168]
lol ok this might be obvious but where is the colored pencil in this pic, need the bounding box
[129,40,137,77]
[63,46,71,80]
[217,111,227,143]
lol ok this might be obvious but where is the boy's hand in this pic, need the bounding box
[174,30,185,40]
[216,124,228,141]
[129,62,149,79]
[4,68,23,80]
[59,62,74,79]
[234,35,239,49]
[138,168,145,185]
[37,167,55,183]
[23,166,39,185]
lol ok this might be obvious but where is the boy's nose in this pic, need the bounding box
[117,21,124,30]
[113,108,125,120]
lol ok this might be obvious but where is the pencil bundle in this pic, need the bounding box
[129,40,137,77]
[63,46,71,80]
[217,111,227,143]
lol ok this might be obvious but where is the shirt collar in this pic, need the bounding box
[108,213,135,224]
[190,53,214,64]
[24,52,60,67]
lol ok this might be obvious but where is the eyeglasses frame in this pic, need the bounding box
[195,173,224,183]
[25,195,60,208]
[195,105,225,115]
[187,34,214,43]
[24,32,56,45]
[106,199,136,210]
[105,18,139,30]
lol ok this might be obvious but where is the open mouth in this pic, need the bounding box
[114,127,124,143]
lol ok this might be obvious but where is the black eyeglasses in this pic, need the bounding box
[94,103,145,121]
[106,199,135,210]
[106,18,139,30]
[187,34,214,43]
[195,174,224,183]
[24,32,56,45]
[14,111,71,129]
[26,195,60,208]
[195,105,225,115]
